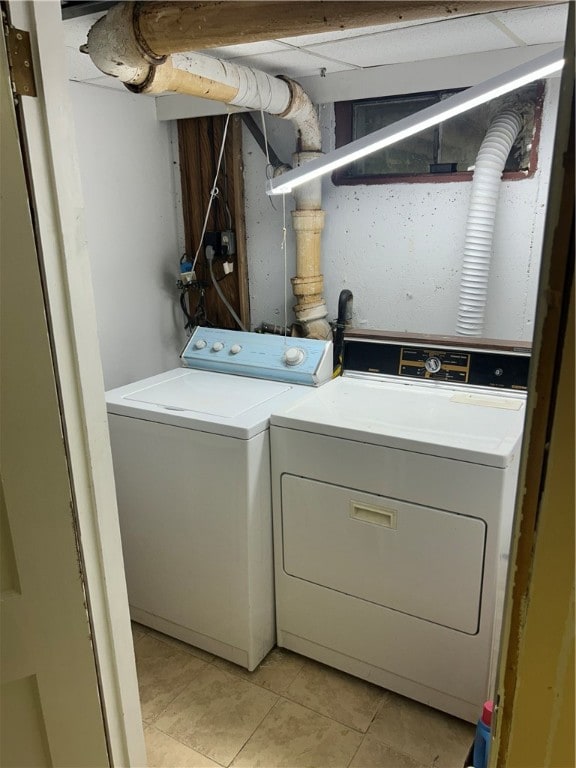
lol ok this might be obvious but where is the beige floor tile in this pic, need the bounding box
[350,735,426,768]
[131,621,148,641]
[231,698,363,768]
[368,692,475,768]
[213,647,306,694]
[146,627,215,663]
[144,724,222,767]
[284,660,385,732]
[135,634,208,723]
[155,665,278,766]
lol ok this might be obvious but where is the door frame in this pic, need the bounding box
[491,9,574,765]
[6,1,572,765]
[5,1,146,765]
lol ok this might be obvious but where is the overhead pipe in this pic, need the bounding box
[114,2,396,56]
[84,2,330,338]
[81,1,546,53]
[456,110,523,337]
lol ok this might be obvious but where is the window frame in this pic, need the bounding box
[332,83,545,187]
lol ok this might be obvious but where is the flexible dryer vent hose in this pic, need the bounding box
[456,110,523,336]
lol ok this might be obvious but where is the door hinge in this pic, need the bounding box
[4,23,37,97]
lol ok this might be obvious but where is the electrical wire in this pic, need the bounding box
[179,290,195,332]
[260,110,272,172]
[206,246,247,331]
[190,111,232,278]
[253,67,272,172]
[220,148,233,230]
[281,193,288,344]
[254,69,277,211]
[195,292,214,327]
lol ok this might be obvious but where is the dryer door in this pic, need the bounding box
[281,475,486,634]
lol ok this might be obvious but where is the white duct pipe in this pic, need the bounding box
[85,2,328,336]
[456,110,523,336]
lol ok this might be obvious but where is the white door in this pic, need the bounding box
[0,24,110,768]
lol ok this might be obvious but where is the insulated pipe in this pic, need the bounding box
[128,2,433,54]
[86,6,321,147]
[85,1,329,336]
[88,2,547,56]
[291,152,329,339]
[456,110,523,337]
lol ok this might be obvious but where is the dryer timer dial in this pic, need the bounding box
[425,356,442,374]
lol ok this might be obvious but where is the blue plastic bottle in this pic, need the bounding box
[473,701,493,768]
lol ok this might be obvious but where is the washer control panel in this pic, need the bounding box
[181,328,333,386]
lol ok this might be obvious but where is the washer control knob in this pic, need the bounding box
[230,344,242,355]
[284,347,305,366]
[212,342,224,352]
[194,339,207,350]
[424,356,442,374]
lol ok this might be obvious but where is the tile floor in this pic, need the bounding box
[132,623,474,768]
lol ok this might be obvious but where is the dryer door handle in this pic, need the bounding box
[350,502,397,529]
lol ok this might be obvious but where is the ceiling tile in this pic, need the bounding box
[65,45,104,81]
[76,76,132,92]
[306,14,515,68]
[63,11,105,51]
[493,3,568,46]
[204,40,294,59]
[276,16,447,47]
[227,48,354,78]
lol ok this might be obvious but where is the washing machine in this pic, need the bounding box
[270,330,530,721]
[106,328,332,670]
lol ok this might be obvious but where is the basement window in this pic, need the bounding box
[333,82,543,185]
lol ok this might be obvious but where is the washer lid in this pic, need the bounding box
[125,369,291,417]
[106,368,306,439]
[271,376,526,467]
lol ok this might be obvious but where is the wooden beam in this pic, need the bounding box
[136,1,556,56]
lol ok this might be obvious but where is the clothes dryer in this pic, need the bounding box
[270,331,529,720]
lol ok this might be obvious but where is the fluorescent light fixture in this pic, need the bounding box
[267,48,564,196]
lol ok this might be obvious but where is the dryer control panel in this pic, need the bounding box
[343,332,530,391]
[181,327,333,386]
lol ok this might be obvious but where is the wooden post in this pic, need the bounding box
[177,114,250,330]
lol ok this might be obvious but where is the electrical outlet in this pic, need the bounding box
[204,230,236,260]
[221,230,236,258]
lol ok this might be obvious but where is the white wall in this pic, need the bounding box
[69,83,184,389]
[244,78,560,341]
